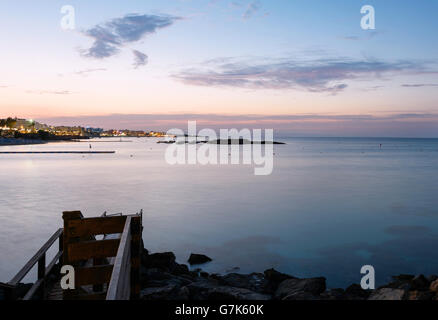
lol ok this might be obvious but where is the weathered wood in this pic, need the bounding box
[130,215,142,299]
[65,216,127,238]
[106,217,132,300]
[8,228,63,286]
[46,251,63,277]
[11,210,142,301]
[22,250,63,301]
[23,278,44,300]
[68,239,120,262]
[75,265,113,286]
[62,211,84,266]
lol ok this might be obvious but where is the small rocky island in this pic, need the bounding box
[140,246,438,300]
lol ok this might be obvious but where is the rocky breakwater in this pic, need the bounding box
[140,248,438,301]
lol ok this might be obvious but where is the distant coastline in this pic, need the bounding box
[0,137,47,146]
[0,136,87,146]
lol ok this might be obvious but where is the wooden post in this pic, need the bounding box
[58,232,64,264]
[130,214,142,300]
[62,211,84,300]
[37,253,46,299]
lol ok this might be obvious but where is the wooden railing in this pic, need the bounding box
[62,211,142,300]
[106,216,132,300]
[6,228,64,300]
[3,210,142,300]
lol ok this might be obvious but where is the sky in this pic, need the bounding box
[0,0,437,136]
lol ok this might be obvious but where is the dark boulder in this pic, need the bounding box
[408,290,435,300]
[172,263,190,276]
[188,253,212,265]
[368,288,407,300]
[321,288,346,300]
[411,274,430,291]
[141,284,180,300]
[142,252,177,272]
[275,277,326,300]
[282,291,319,300]
[185,278,221,300]
[218,273,268,293]
[263,268,295,293]
[344,284,370,300]
[207,287,271,300]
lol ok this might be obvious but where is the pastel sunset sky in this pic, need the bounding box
[1,0,437,136]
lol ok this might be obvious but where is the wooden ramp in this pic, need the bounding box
[2,210,142,300]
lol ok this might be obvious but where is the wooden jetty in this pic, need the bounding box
[0,211,142,300]
[0,151,115,154]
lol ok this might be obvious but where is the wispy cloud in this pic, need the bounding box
[74,68,107,76]
[402,83,438,88]
[132,50,148,68]
[174,57,430,94]
[341,31,383,41]
[80,13,181,64]
[242,1,261,19]
[26,90,73,95]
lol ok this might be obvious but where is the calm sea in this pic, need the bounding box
[1,137,438,288]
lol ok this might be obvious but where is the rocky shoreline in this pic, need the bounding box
[140,248,438,301]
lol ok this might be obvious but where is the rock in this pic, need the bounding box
[186,278,221,299]
[141,284,179,300]
[263,268,295,293]
[200,272,209,278]
[411,274,429,291]
[427,275,438,283]
[209,273,222,281]
[344,284,370,300]
[408,290,434,301]
[218,273,268,293]
[142,252,177,271]
[275,277,326,300]
[430,279,438,292]
[176,286,190,300]
[188,253,212,265]
[207,287,271,300]
[321,288,345,300]
[368,288,407,300]
[392,274,415,282]
[141,267,194,289]
[282,291,319,300]
[172,263,190,276]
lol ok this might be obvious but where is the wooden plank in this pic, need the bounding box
[75,265,113,286]
[46,251,63,277]
[130,215,142,300]
[0,151,115,154]
[8,228,63,286]
[23,278,44,300]
[66,216,126,238]
[68,239,120,262]
[106,217,132,300]
[21,250,63,301]
[63,211,83,266]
